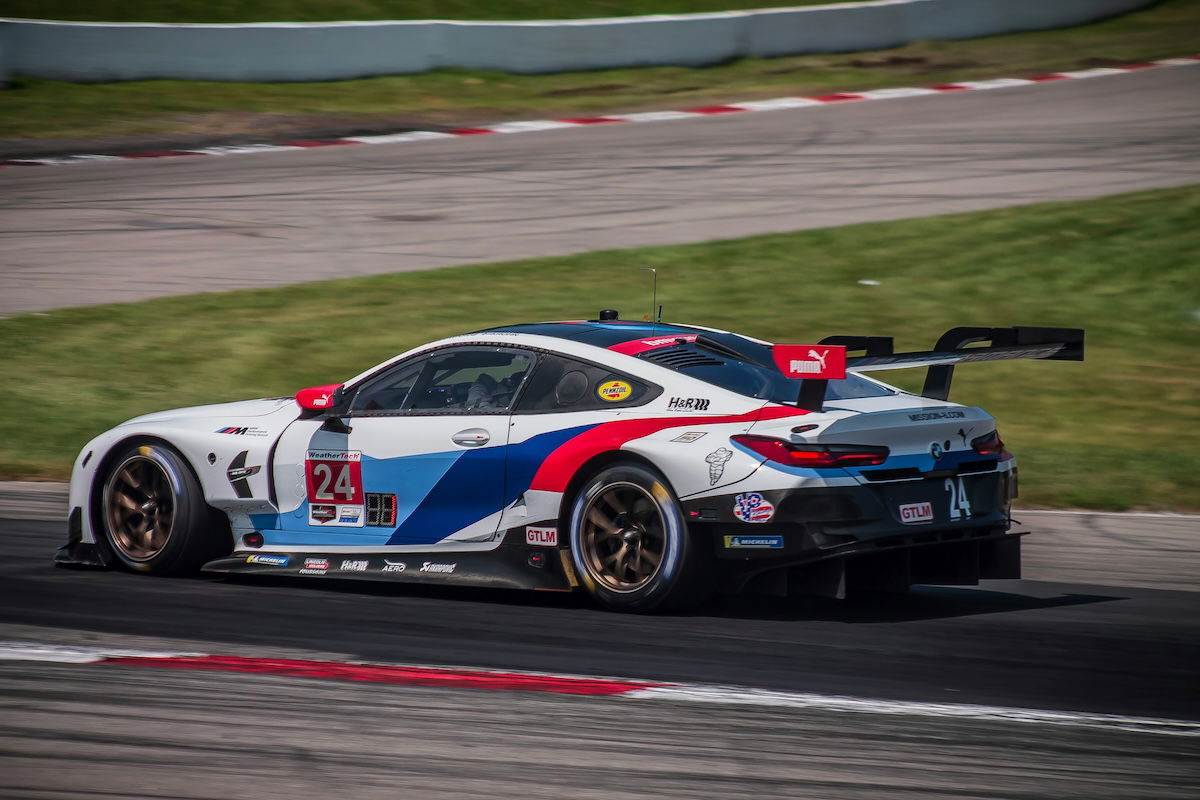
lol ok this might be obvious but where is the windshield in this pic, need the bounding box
[637,339,896,404]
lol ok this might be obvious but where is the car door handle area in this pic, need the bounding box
[451,428,491,447]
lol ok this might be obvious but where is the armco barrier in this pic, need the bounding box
[0,0,1155,82]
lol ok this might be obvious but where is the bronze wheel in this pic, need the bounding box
[103,453,176,562]
[579,481,665,593]
[568,462,713,613]
[99,442,222,575]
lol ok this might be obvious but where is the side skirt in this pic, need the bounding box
[202,536,574,593]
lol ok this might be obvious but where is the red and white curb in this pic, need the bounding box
[3,642,1197,737]
[2,56,1197,169]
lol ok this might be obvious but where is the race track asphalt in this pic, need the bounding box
[1,511,1197,798]
[1,66,1198,317]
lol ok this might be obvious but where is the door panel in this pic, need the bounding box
[348,416,510,546]
[270,345,536,548]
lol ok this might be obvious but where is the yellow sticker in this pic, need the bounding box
[596,380,632,402]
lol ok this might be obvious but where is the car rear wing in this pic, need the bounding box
[794,326,1084,411]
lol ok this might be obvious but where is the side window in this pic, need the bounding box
[515,354,655,412]
[349,357,427,414]
[351,347,535,415]
[409,347,534,412]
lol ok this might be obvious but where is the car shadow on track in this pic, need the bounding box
[701,582,1125,623]
[221,573,1123,623]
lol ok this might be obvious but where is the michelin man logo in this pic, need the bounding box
[705,447,733,485]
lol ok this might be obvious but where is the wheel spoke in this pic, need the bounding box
[602,542,629,568]
[580,480,671,593]
[119,465,142,490]
[587,507,620,535]
[116,468,147,503]
[114,491,139,512]
[105,454,179,562]
[146,523,165,551]
[640,546,662,568]
[603,490,632,517]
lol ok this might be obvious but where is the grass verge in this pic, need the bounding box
[1,186,1197,510]
[0,0,1197,144]
[1,1,859,23]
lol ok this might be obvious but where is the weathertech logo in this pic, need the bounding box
[306,450,361,462]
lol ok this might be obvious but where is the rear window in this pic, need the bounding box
[515,353,657,412]
[638,342,894,404]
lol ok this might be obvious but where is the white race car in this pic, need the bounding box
[57,312,1083,612]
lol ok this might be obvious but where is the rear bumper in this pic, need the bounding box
[682,470,1020,594]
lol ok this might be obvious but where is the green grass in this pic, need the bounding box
[1,0,1197,143]
[0,1,862,23]
[1,186,1198,511]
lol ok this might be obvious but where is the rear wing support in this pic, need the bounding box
[795,335,894,412]
[792,326,1083,411]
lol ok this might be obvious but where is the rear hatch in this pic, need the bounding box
[747,396,1009,529]
[748,396,1000,480]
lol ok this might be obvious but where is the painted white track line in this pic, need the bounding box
[2,55,1197,169]
[626,685,1200,738]
[2,641,1196,737]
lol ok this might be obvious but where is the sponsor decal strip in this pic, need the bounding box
[2,57,1196,169]
[0,642,1196,736]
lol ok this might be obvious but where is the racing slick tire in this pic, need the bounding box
[99,442,219,575]
[567,462,713,613]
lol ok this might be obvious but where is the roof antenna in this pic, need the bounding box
[641,267,657,332]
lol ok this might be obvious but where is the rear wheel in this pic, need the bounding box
[100,442,217,575]
[567,462,712,613]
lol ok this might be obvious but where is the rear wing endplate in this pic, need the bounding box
[794,326,1084,411]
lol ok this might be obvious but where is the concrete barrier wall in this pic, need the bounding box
[0,0,1154,82]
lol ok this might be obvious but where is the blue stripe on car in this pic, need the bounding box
[385,424,596,545]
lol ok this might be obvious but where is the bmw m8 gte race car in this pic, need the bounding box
[57,312,1083,612]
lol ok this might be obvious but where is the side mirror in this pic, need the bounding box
[295,383,344,412]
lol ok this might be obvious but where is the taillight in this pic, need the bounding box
[731,434,888,468]
[971,430,1012,461]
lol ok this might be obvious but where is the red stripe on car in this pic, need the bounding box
[528,406,809,493]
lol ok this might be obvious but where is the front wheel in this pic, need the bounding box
[100,442,218,575]
[567,462,712,613]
